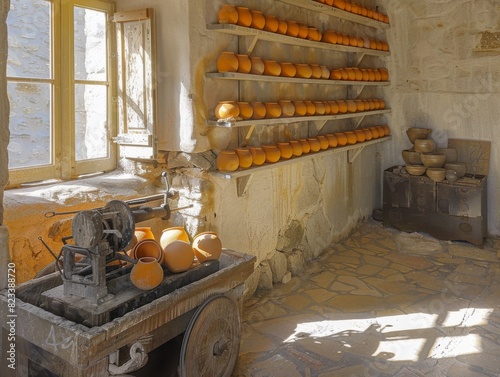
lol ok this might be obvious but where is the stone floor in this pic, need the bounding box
[232,220,500,377]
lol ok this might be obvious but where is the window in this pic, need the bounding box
[7,0,116,186]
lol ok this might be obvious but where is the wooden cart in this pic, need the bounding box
[0,249,255,377]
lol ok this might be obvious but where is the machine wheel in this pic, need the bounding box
[179,295,241,377]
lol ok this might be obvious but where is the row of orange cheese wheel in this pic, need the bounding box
[215,98,386,120]
[315,0,390,24]
[216,125,391,172]
[217,5,389,51]
[217,52,389,81]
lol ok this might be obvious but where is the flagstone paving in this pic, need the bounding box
[233,220,500,377]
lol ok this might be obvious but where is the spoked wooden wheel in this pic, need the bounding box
[180,295,241,377]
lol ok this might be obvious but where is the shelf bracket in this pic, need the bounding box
[353,115,366,129]
[348,85,365,99]
[355,52,367,66]
[236,174,253,197]
[310,119,328,136]
[240,124,255,147]
[348,145,365,163]
[239,35,260,55]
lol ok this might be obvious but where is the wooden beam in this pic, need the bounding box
[112,9,150,23]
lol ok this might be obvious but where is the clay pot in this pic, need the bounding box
[382,124,391,136]
[307,138,321,152]
[414,139,436,153]
[135,227,155,241]
[292,101,307,116]
[299,139,311,154]
[337,100,348,113]
[330,69,342,80]
[264,15,279,32]
[286,20,299,37]
[160,227,190,251]
[277,19,288,34]
[325,134,338,148]
[340,34,350,46]
[250,57,265,75]
[307,27,318,41]
[344,2,352,12]
[446,169,458,182]
[360,69,369,81]
[217,5,238,25]
[406,165,427,176]
[348,36,358,47]
[344,68,356,81]
[295,64,313,79]
[354,99,365,112]
[354,129,366,142]
[322,30,338,44]
[235,148,253,169]
[421,153,446,168]
[313,101,326,115]
[235,7,252,27]
[370,127,380,139]
[163,240,194,273]
[350,3,359,14]
[277,142,293,159]
[335,132,348,146]
[133,239,164,264]
[328,101,340,114]
[376,126,386,138]
[322,101,331,115]
[379,68,389,81]
[362,128,373,141]
[374,70,382,81]
[215,101,239,119]
[406,127,432,144]
[437,148,457,163]
[216,150,239,172]
[192,232,222,262]
[250,102,266,119]
[262,145,281,163]
[250,10,265,30]
[402,149,422,165]
[344,131,357,145]
[217,52,239,73]
[263,60,281,76]
[130,257,164,290]
[249,147,266,166]
[264,102,282,118]
[317,135,329,150]
[304,101,316,116]
[320,66,330,80]
[237,102,253,120]
[360,6,368,16]
[310,64,322,79]
[278,100,296,117]
[333,0,346,9]
[444,163,466,178]
[280,62,297,78]
[378,99,386,109]
[426,168,446,182]
[297,23,309,39]
[289,140,303,157]
[353,68,363,81]
[236,54,252,74]
[346,100,357,113]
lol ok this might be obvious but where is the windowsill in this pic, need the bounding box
[4,170,164,223]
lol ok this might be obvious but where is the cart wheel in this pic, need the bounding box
[179,295,241,377]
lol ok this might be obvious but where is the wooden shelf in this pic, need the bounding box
[207,24,390,56]
[212,136,392,196]
[206,72,391,86]
[208,109,391,128]
[278,0,390,29]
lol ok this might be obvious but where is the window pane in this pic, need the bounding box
[74,7,107,81]
[8,82,52,169]
[75,84,108,161]
[7,0,51,79]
